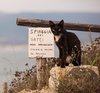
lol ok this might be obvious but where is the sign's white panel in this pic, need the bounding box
[28,28,54,58]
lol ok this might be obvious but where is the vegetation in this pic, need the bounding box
[57,68,100,93]
[8,58,56,93]
[81,37,100,72]
[9,37,100,93]
[8,64,37,93]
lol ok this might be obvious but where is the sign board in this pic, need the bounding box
[28,27,54,58]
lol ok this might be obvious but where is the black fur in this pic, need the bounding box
[49,20,81,68]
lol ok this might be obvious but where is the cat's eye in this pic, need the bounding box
[58,28,61,32]
[52,29,55,32]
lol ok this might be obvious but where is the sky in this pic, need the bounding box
[0,0,100,13]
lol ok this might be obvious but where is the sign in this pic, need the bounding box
[28,27,54,58]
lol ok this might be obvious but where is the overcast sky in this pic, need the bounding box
[0,0,100,13]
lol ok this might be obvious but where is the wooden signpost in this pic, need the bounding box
[16,18,100,90]
[28,27,54,90]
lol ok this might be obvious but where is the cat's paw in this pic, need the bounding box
[56,60,61,66]
[72,60,80,66]
[57,63,60,66]
[65,62,69,66]
[60,64,65,68]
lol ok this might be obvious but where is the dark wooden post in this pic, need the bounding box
[16,18,100,33]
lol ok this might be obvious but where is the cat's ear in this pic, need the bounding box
[59,20,64,26]
[49,21,55,28]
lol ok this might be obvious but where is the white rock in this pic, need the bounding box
[49,65,99,91]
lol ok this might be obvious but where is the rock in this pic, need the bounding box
[49,65,99,92]
[18,88,57,93]
[40,86,57,93]
[18,89,39,93]
[18,65,100,93]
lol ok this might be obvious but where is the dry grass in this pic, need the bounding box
[8,58,56,93]
[81,37,100,72]
[57,68,100,93]
[8,64,37,93]
[8,37,100,93]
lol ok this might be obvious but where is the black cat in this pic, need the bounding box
[49,20,81,68]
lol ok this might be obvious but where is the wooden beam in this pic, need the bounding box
[16,18,100,33]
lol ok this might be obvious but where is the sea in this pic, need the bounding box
[0,50,36,93]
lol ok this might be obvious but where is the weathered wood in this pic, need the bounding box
[36,58,47,90]
[2,82,7,93]
[16,18,100,32]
